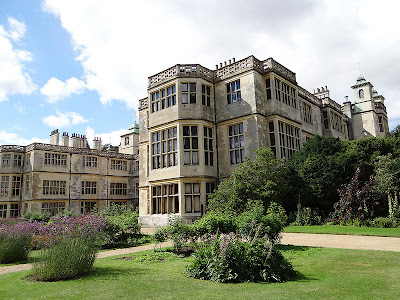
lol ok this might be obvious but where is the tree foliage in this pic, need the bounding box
[330,168,379,222]
[207,147,291,216]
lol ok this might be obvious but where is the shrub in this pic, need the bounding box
[236,202,287,245]
[185,233,295,283]
[163,216,194,253]
[101,205,141,246]
[293,202,322,226]
[0,231,31,263]
[22,211,51,222]
[32,214,107,281]
[33,236,98,281]
[371,217,398,228]
[331,167,379,222]
[193,212,236,237]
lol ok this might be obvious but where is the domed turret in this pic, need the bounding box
[356,76,366,84]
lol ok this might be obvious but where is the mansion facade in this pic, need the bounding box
[138,55,388,227]
[0,129,139,218]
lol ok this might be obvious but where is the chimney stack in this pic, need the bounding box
[93,137,102,151]
[50,129,59,145]
[61,132,69,147]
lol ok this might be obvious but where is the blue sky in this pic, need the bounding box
[1,0,400,146]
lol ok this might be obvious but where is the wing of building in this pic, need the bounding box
[0,130,139,218]
[138,55,389,228]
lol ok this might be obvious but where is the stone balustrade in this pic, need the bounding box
[297,86,322,106]
[0,145,26,152]
[148,64,214,89]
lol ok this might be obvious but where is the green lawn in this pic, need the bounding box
[284,225,400,237]
[1,246,400,299]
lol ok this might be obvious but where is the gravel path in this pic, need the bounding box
[1,234,399,276]
[280,232,400,252]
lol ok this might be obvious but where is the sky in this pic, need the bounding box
[1,0,400,147]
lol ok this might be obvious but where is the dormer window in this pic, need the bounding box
[359,89,364,98]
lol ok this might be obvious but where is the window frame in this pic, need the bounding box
[228,123,245,165]
[227,80,241,104]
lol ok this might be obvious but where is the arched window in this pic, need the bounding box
[359,89,364,98]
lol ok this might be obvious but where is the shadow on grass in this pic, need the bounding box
[88,265,147,280]
[276,244,315,252]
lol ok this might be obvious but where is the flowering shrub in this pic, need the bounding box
[31,214,108,281]
[185,233,295,283]
[33,236,98,281]
[0,228,31,264]
[330,168,379,222]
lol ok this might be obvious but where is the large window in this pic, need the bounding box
[42,180,66,195]
[151,84,176,113]
[152,183,179,214]
[13,154,23,166]
[81,201,97,214]
[83,156,98,168]
[152,127,178,169]
[10,204,19,217]
[229,123,245,164]
[44,153,67,166]
[183,126,199,165]
[0,176,9,197]
[81,181,97,195]
[300,101,312,124]
[268,121,276,156]
[202,84,211,107]
[182,83,196,104]
[331,111,344,133]
[204,126,214,166]
[266,78,272,100]
[2,154,11,167]
[227,80,241,104]
[278,121,300,161]
[274,78,297,108]
[110,183,127,195]
[185,183,201,213]
[42,202,66,216]
[0,204,7,218]
[25,174,30,195]
[359,89,364,98]
[26,153,31,166]
[378,115,388,133]
[12,176,21,196]
[111,159,127,170]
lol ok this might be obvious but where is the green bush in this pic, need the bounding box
[236,202,287,245]
[185,234,295,283]
[33,236,98,281]
[161,216,194,253]
[101,204,141,246]
[370,217,398,228]
[293,202,322,226]
[0,232,31,264]
[22,211,51,222]
[193,212,236,237]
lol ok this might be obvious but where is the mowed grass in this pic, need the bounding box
[1,246,400,299]
[284,225,400,237]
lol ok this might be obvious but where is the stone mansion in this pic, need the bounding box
[138,55,388,228]
[0,55,389,222]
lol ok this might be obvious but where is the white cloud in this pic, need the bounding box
[0,17,36,102]
[43,0,400,126]
[13,102,25,113]
[40,77,86,102]
[0,130,49,145]
[85,126,127,147]
[42,111,89,128]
